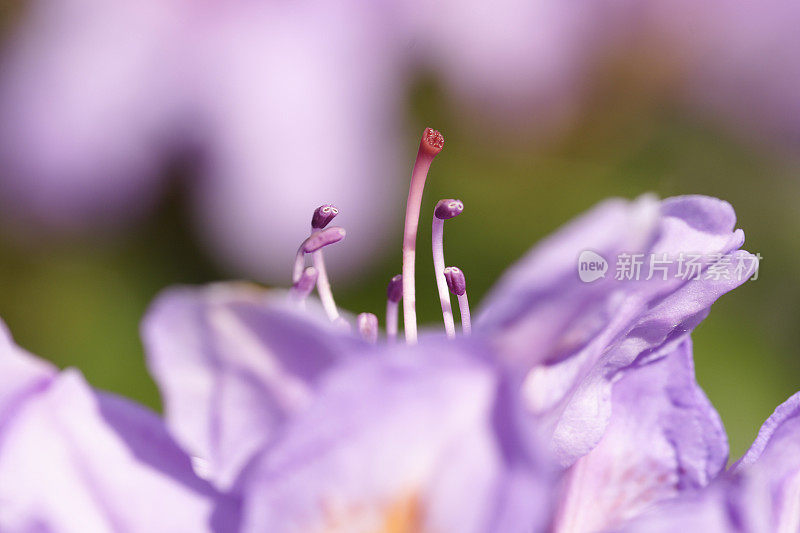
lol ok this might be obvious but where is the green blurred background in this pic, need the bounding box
[1,7,799,462]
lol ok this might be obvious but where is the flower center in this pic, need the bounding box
[289,128,471,343]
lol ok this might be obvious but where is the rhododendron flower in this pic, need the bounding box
[141,129,759,531]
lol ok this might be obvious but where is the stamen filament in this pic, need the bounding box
[313,250,340,322]
[457,292,472,336]
[386,274,403,343]
[386,301,399,342]
[401,128,444,344]
[432,199,463,339]
[290,266,318,308]
[432,217,455,338]
[444,266,471,336]
[293,247,306,283]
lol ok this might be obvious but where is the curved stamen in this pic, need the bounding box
[290,266,318,307]
[357,312,379,344]
[293,226,346,283]
[386,274,403,343]
[432,199,464,339]
[444,266,471,336]
[402,127,444,344]
[312,204,339,230]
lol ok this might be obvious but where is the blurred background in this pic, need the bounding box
[0,0,798,459]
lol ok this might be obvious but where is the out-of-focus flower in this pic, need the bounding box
[0,321,227,532]
[393,0,597,133]
[678,0,800,148]
[618,391,800,532]
[0,0,403,282]
[595,0,800,149]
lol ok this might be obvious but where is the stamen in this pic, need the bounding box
[386,274,402,343]
[402,127,444,344]
[303,226,346,253]
[444,266,471,336]
[357,312,379,344]
[290,266,318,307]
[313,247,340,322]
[293,226,346,283]
[432,199,464,339]
[311,204,339,230]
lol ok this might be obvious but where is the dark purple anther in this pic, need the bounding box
[444,266,466,296]
[386,274,403,303]
[357,312,379,344]
[302,226,346,253]
[434,199,464,220]
[311,204,339,230]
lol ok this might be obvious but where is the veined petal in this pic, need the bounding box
[731,391,800,532]
[478,194,662,369]
[142,283,364,491]
[0,369,222,533]
[479,194,754,466]
[552,337,727,532]
[239,341,556,533]
[479,195,746,371]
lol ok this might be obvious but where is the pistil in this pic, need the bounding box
[402,128,444,344]
[444,266,471,336]
[432,199,463,339]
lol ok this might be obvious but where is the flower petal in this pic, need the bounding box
[479,195,746,371]
[238,340,556,533]
[477,194,662,368]
[142,283,363,490]
[533,249,757,465]
[552,337,727,532]
[0,320,56,418]
[730,391,800,531]
[0,369,221,532]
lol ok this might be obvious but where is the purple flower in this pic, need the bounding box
[141,132,757,529]
[0,320,228,531]
[618,390,800,532]
[0,0,403,282]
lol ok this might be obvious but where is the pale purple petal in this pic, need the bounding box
[478,194,662,369]
[613,476,771,533]
[479,195,745,371]
[0,320,56,416]
[0,369,221,532]
[730,391,800,531]
[552,337,727,532]
[238,340,556,533]
[142,283,364,491]
[532,249,756,466]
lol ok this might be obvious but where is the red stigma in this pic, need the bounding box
[420,128,444,156]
